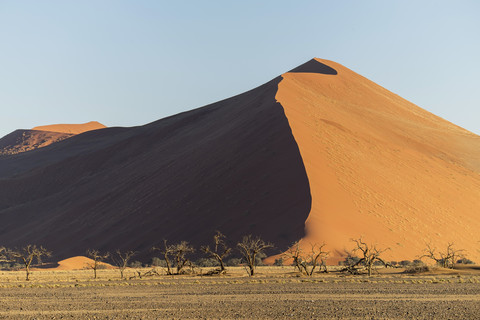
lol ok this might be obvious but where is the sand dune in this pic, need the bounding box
[46,256,114,270]
[0,59,478,264]
[33,121,106,134]
[275,58,480,263]
[0,121,106,155]
[0,130,73,155]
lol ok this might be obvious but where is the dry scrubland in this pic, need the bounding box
[0,266,480,319]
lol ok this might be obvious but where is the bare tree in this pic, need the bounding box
[237,235,273,276]
[86,249,109,279]
[201,231,231,273]
[173,241,195,274]
[10,245,51,281]
[420,242,464,269]
[342,238,389,276]
[283,242,329,276]
[153,240,175,275]
[112,250,136,279]
[299,243,329,276]
[153,240,195,275]
[283,241,303,273]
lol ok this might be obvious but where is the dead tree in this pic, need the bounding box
[86,249,109,279]
[237,235,273,276]
[300,243,329,276]
[201,231,231,273]
[283,241,303,273]
[112,250,136,279]
[10,245,51,281]
[420,242,464,269]
[173,241,195,274]
[283,242,329,276]
[153,240,175,275]
[342,238,388,276]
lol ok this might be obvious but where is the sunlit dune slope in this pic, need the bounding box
[0,130,73,155]
[275,58,480,263]
[33,121,106,134]
[0,121,106,155]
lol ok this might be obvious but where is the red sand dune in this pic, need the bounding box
[47,256,114,270]
[0,121,106,155]
[0,59,479,265]
[33,121,106,135]
[0,130,73,155]
[273,58,480,263]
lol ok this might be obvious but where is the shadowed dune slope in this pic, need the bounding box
[0,78,311,261]
[275,58,480,263]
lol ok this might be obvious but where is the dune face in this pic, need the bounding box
[32,121,106,134]
[0,79,311,261]
[276,58,480,262]
[0,59,479,264]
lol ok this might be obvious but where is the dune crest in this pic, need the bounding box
[33,121,106,134]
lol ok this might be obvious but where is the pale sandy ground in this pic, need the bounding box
[275,58,480,264]
[0,266,479,319]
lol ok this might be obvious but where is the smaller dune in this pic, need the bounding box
[33,121,106,134]
[50,256,115,270]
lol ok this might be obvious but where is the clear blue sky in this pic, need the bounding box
[1,1,479,138]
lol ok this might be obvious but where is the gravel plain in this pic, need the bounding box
[0,267,479,319]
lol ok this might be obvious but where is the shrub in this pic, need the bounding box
[196,258,218,267]
[129,261,143,268]
[226,258,242,266]
[457,258,475,265]
[273,258,284,266]
[150,257,166,267]
[399,260,412,267]
[404,265,430,274]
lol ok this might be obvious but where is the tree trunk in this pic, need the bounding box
[219,258,225,272]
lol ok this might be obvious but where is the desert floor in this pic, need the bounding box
[1,266,480,319]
